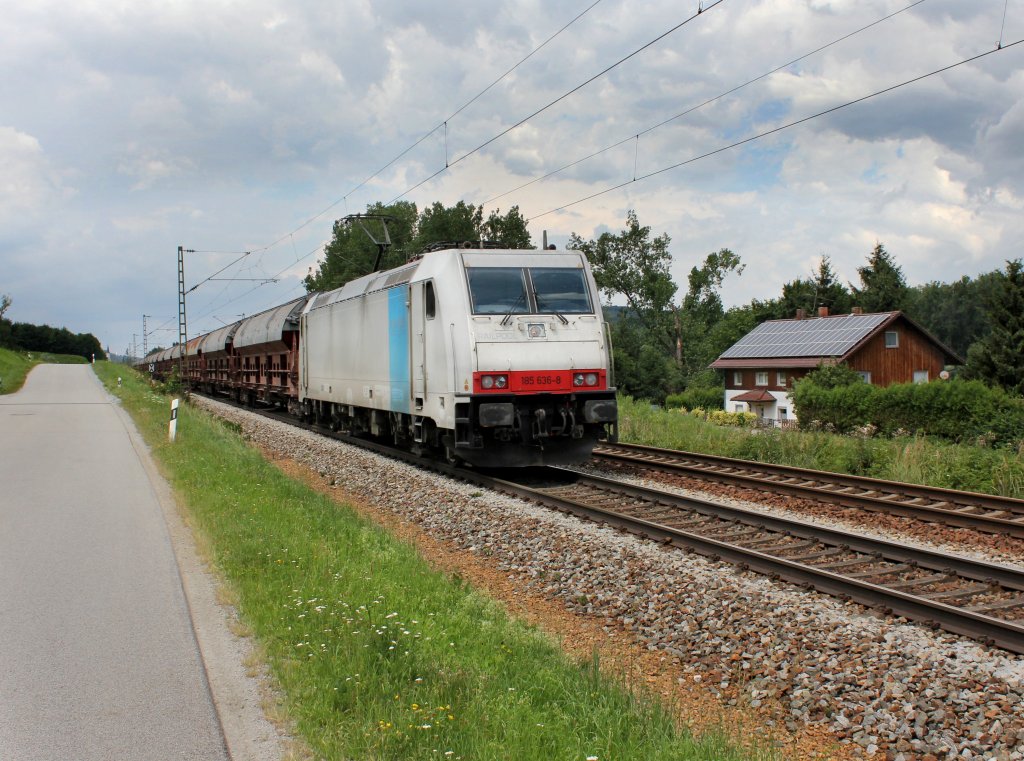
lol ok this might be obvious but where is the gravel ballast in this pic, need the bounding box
[196,397,1024,761]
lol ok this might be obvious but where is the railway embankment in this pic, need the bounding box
[197,393,1024,761]
[100,365,780,761]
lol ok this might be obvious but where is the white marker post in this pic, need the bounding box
[169,398,179,442]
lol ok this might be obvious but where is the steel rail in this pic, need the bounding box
[594,442,1024,538]
[476,469,1024,654]
[194,395,1024,653]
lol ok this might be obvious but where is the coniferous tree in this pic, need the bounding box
[965,259,1024,395]
[904,273,999,359]
[851,243,909,312]
[780,256,852,316]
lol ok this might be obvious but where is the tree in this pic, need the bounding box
[305,201,419,293]
[570,211,745,398]
[780,256,852,316]
[481,206,533,249]
[904,273,1000,360]
[603,312,680,401]
[411,201,483,252]
[306,201,534,294]
[0,294,11,348]
[569,210,677,352]
[706,298,784,363]
[673,248,745,378]
[569,212,679,400]
[964,259,1024,396]
[850,243,909,312]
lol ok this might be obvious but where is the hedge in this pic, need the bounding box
[792,376,1024,448]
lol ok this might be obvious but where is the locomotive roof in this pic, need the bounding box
[306,247,587,311]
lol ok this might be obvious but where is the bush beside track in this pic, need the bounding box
[617,396,1024,498]
[93,363,759,761]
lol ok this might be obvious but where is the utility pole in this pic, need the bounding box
[132,333,138,363]
[142,314,150,356]
[177,245,193,395]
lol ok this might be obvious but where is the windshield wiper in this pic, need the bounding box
[534,290,569,324]
[500,291,526,326]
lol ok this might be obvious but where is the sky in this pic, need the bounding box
[2,0,1022,357]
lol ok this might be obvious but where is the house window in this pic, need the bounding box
[755,371,768,386]
[779,407,788,419]
[885,331,899,348]
[856,371,872,384]
[732,371,743,386]
[776,371,787,387]
[734,403,746,413]
[913,370,929,384]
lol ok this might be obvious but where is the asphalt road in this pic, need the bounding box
[0,365,231,760]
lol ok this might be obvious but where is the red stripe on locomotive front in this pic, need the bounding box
[472,369,607,394]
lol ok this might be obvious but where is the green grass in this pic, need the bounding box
[619,396,1024,498]
[0,347,88,393]
[93,363,765,761]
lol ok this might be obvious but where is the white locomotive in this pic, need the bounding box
[299,246,617,466]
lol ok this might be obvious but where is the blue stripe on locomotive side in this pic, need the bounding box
[388,286,411,412]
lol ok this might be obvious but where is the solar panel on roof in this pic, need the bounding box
[718,313,892,360]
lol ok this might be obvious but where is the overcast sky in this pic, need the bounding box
[2,0,1022,355]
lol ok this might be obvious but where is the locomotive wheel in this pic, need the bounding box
[444,446,462,466]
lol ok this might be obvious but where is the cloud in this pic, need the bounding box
[0,0,1021,349]
[0,126,70,224]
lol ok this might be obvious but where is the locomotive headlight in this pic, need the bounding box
[527,323,546,339]
[494,375,508,389]
[585,372,598,386]
[573,373,584,387]
[481,375,495,389]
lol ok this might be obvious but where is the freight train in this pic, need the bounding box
[142,246,617,467]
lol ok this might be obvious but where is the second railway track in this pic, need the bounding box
[595,442,1024,538]
[479,468,1024,655]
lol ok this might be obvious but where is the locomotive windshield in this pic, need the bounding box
[531,268,592,313]
[466,266,592,315]
[467,267,529,315]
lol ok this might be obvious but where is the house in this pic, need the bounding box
[710,308,963,423]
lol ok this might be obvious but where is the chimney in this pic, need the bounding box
[796,308,806,320]
[852,306,863,315]
[818,306,829,317]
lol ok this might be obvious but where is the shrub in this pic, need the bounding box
[794,374,1024,449]
[665,386,724,411]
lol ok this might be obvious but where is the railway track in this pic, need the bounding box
[198,395,1024,654]
[479,468,1024,655]
[595,442,1024,538]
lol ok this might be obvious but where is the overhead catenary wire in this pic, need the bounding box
[481,0,929,207]
[527,38,1024,221]
[169,4,1006,341]
[389,0,727,203]
[174,0,606,334]
[246,0,605,258]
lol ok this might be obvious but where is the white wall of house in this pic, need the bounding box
[724,389,795,421]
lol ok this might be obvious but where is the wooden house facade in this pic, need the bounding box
[710,308,962,422]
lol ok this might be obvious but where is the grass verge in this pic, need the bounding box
[93,362,764,761]
[0,347,87,394]
[620,396,1024,498]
